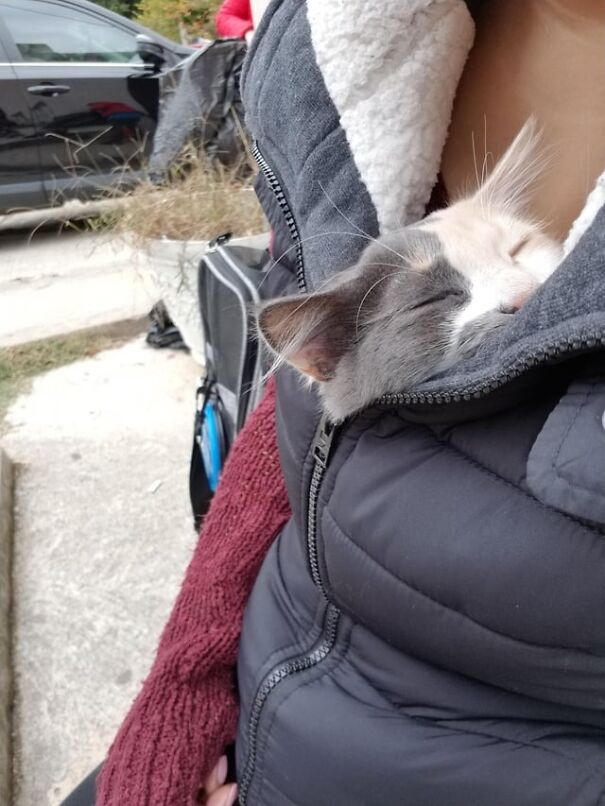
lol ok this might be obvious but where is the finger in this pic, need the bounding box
[206,783,238,806]
[225,784,238,806]
[203,756,228,795]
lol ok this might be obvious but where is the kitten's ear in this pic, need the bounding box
[258,291,352,381]
[474,117,544,213]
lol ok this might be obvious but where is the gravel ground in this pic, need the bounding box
[1,337,200,805]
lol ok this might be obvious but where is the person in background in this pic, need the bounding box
[215,0,254,44]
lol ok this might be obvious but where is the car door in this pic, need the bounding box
[0,24,45,210]
[0,0,160,204]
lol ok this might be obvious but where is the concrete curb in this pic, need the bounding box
[3,315,149,352]
[0,198,125,232]
[54,315,149,345]
[0,448,14,806]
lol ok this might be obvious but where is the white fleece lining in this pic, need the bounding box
[306,0,475,232]
[564,170,605,256]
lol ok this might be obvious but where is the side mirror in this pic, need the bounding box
[136,34,166,73]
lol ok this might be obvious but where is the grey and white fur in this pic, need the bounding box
[257,120,563,421]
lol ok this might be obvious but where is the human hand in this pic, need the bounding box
[201,756,238,805]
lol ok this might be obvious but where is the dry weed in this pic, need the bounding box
[94,151,267,246]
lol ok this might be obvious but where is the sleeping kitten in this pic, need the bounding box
[257,120,563,421]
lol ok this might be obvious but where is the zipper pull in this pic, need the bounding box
[312,415,336,469]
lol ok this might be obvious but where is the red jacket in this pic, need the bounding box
[215,0,253,39]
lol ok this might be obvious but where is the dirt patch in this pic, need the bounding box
[0,332,131,427]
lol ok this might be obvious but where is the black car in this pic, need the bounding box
[0,0,191,212]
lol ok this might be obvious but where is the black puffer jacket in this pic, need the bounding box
[235,1,605,803]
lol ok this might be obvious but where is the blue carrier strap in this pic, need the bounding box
[200,397,225,492]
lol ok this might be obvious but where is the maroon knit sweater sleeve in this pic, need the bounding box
[97,378,291,805]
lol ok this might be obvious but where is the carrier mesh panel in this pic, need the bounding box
[200,268,245,396]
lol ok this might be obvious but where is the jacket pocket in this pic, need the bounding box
[527,363,605,526]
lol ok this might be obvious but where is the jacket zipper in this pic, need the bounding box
[238,416,339,804]
[307,416,336,594]
[251,140,307,292]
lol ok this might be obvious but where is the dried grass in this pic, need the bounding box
[94,151,267,246]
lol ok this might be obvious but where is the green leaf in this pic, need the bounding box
[90,0,138,19]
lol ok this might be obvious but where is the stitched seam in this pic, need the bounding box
[552,387,592,466]
[254,622,352,804]
[321,418,380,593]
[323,507,600,657]
[240,0,286,93]
[406,716,605,782]
[550,382,605,501]
[268,534,325,663]
[248,605,340,805]
[297,123,344,178]
[365,675,605,782]
[255,4,309,169]
[258,642,605,794]
[432,426,604,537]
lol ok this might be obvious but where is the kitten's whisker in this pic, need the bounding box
[263,260,393,359]
[317,181,417,264]
[356,262,402,270]
[318,180,378,242]
[258,230,350,291]
[255,254,289,292]
[471,130,481,194]
[481,115,490,205]
[481,152,491,207]
[475,118,549,217]
[264,229,408,289]
[354,271,402,337]
[483,115,488,177]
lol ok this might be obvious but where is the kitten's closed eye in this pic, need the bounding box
[509,237,530,259]
[258,119,563,420]
[409,288,466,311]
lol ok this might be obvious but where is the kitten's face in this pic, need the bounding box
[419,200,562,336]
[258,121,563,420]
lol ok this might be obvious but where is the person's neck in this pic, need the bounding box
[534,0,605,24]
[440,0,605,240]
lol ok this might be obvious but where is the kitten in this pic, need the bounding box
[257,120,563,421]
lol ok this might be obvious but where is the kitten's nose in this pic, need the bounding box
[511,287,536,310]
[500,285,538,315]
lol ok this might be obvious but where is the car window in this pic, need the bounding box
[0,0,142,64]
[0,34,8,62]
